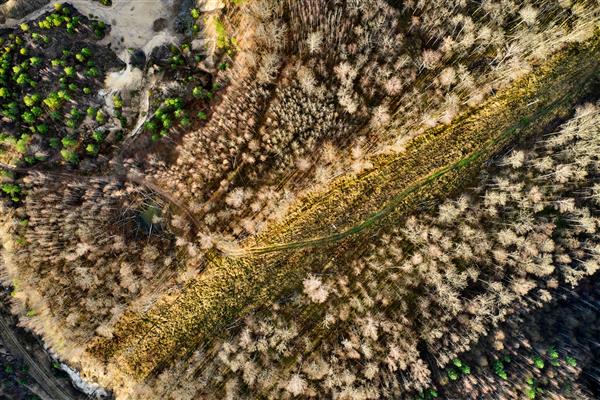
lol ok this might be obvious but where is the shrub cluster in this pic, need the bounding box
[0,4,123,177]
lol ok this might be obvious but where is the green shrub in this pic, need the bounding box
[61,137,77,147]
[21,111,35,124]
[95,109,106,123]
[447,368,459,381]
[29,57,43,67]
[15,73,28,86]
[31,106,42,117]
[92,130,104,142]
[49,137,60,148]
[144,120,158,132]
[52,15,63,27]
[60,148,78,164]
[113,94,123,109]
[215,18,230,49]
[23,94,40,107]
[86,66,99,77]
[192,86,204,98]
[15,134,30,153]
[43,93,63,111]
[64,66,75,77]
[36,124,48,134]
[493,360,508,380]
[85,143,98,154]
[1,183,21,197]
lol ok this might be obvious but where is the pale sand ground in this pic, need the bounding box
[4,0,181,59]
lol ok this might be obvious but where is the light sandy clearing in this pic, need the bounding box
[5,0,180,60]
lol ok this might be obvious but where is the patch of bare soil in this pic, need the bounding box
[0,0,49,20]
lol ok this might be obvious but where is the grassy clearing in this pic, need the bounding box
[88,33,600,383]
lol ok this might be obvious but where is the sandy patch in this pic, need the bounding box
[68,0,180,57]
[0,0,50,20]
[4,0,181,61]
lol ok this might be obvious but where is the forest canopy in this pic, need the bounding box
[1,0,600,399]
